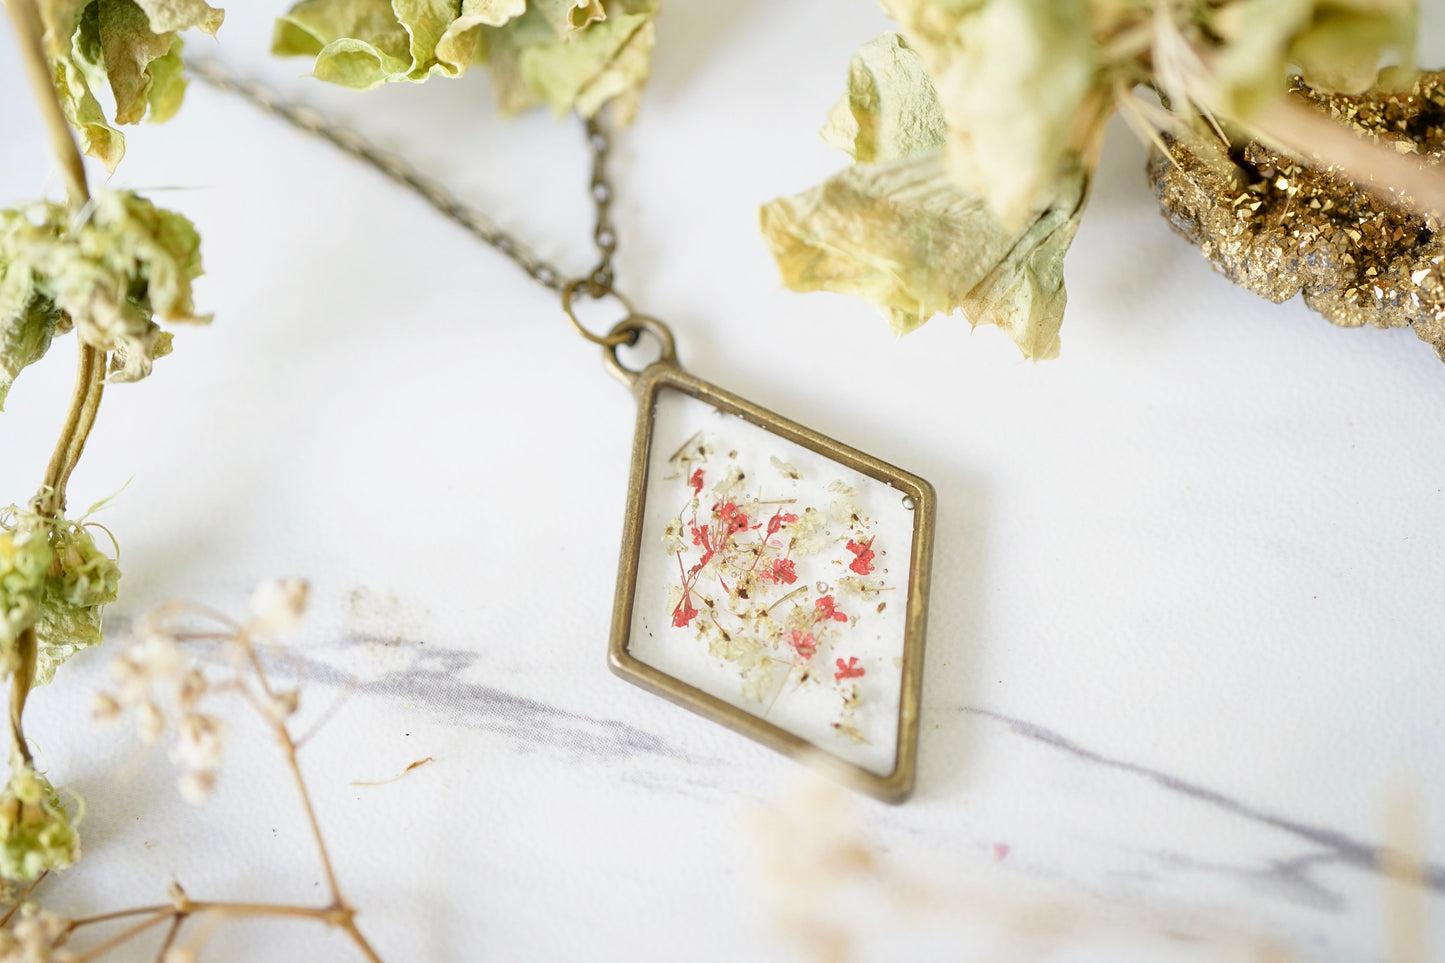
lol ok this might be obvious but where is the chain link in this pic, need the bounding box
[186,57,618,298]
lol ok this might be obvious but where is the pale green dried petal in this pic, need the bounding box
[0,260,64,412]
[273,0,657,118]
[434,0,526,70]
[40,0,224,170]
[821,33,946,163]
[131,0,223,34]
[95,0,175,124]
[0,766,79,881]
[760,151,1085,359]
[533,0,605,36]
[50,51,126,171]
[272,0,414,88]
[882,0,1097,227]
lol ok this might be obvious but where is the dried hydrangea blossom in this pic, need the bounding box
[0,189,208,405]
[272,0,658,121]
[1151,72,1445,361]
[0,766,79,881]
[765,0,1421,362]
[38,0,225,171]
[0,506,120,686]
[761,32,1086,359]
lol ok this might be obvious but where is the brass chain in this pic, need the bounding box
[186,58,620,308]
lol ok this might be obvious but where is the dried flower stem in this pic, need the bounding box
[3,0,89,209]
[8,627,37,770]
[5,0,109,521]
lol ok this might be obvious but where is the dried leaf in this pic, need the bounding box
[272,0,657,119]
[39,0,224,170]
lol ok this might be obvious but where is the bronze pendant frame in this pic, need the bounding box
[603,321,936,803]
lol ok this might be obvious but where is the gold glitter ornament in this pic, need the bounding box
[1149,72,1445,362]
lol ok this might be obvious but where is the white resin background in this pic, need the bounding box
[0,3,1442,962]
[627,388,918,777]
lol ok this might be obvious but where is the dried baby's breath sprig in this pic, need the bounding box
[53,581,385,962]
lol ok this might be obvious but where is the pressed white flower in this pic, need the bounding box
[785,508,829,555]
[250,578,310,634]
[660,517,686,555]
[770,456,802,481]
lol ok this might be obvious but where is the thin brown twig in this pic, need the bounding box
[239,634,383,963]
[154,912,186,963]
[0,870,49,927]
[71,912,171,963]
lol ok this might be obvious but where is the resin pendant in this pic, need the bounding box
[603,319,935,802]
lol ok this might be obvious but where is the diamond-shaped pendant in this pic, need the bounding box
[603,320,935,802]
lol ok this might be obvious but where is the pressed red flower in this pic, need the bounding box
[845,538,876,575]
[787,630,817,661]
[814,594,848,623]
[834,656,865,681]
[765,510,798,537]
[764,557,797,584]
[718,501,749,533]
[690,468,705,493]
[672,599,700,628]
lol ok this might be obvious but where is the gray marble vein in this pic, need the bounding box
[961,705,1445,893]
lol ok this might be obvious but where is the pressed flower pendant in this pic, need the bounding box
[601,318,935,802]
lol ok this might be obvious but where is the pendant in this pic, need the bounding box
[601,317,935,802]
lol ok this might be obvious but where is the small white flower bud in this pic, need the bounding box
[174,714,224,770]
[137,701,165,743]
[250,578,310,634]
[91,691,121,724]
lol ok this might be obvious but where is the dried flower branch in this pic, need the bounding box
[0,580,387,962]
[0,0,215,880]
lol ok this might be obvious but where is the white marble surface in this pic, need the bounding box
[0,3,1443,961]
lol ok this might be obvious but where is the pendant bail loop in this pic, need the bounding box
[561,278,638,347]
[601,315,678,390]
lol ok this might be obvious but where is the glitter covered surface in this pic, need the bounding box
[1149,72,1445,362]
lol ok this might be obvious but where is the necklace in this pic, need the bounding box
[190,59,936,803]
